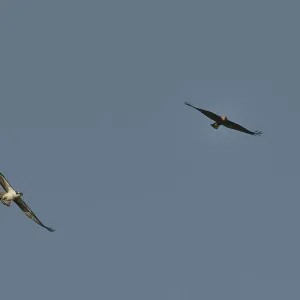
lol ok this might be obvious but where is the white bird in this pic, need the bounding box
[0,172,55,232]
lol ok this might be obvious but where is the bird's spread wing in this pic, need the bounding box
[0,173,14,192]
[14,197,55,232]
[223,119,262,136]
[184,102,221,122]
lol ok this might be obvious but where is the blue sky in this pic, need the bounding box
[1,1,300,299]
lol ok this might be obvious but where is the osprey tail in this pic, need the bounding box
[210,122,220,129]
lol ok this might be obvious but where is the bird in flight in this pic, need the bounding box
[0,173,55,232]
[184,102,262,136]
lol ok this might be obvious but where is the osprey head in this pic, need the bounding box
[220,116,227,121]
[16,191,23,197]
[1,199,11,207]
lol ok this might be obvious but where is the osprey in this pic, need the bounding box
[0,173,55,232]
[185,102,262,136]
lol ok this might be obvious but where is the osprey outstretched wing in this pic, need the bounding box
[14,197,55,232]
[223,119,262,136]
[184,102,221,122]
[0,172,14,192]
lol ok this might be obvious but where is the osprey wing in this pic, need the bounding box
[14,197,55,232]
[0,173,14,192]
[223,119,262,136]
[184,102,221,122]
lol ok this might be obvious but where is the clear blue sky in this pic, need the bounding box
[1,1,300,299]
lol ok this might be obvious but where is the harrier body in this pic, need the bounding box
[0,173,55,232]
[184,102,262,136]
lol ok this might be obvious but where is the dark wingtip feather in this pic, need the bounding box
[253,130,263,136]
[184,101,197,110]
[45,226,55,232]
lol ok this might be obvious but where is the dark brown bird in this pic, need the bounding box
[185,102,262,136]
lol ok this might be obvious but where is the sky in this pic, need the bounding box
[1,1,300,299]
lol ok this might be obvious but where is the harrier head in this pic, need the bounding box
[220,116,227,121]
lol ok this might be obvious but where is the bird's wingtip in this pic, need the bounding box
[46,227,56,232]
[253,130,263,136]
